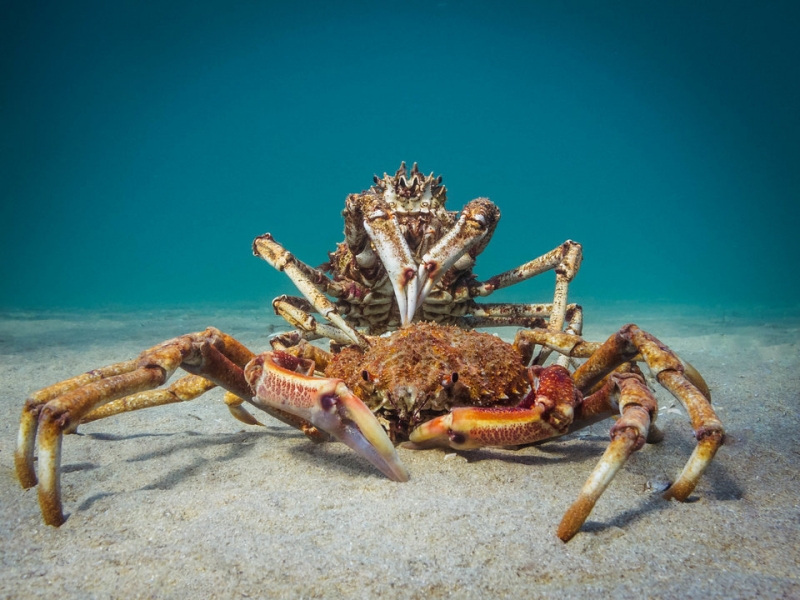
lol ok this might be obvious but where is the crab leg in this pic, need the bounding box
[16,360,138,489]
[446,303,584,351]
[272,295,362,346]
[467,240,583,339]
[77,373,218,425]
[253,234,368,347]
[16,328,257,526]
[520,326,720,486]
[245,351,409,482]
[571,325,723,497]
[557,372,657,542]
[514,326,711,399]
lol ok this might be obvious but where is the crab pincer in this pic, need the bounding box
[244,351,409,482]
[405,365,579,451]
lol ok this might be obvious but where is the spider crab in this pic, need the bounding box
[15,163,723,542]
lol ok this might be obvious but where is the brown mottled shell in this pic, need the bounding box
[324,322,529,440]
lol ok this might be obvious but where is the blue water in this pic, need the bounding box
[2,1,798,313]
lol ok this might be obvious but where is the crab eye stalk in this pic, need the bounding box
[441,372,459,388]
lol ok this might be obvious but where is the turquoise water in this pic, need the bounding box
[2,1,798,313]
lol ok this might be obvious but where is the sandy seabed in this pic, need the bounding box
[1,303,798,599]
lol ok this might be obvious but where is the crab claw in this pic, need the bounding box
[405,403,563,450]
[385,263,419,328]
[362,202,420,327]
[245,351,409,482]
[414,198,500,311]
[404,411,479,450]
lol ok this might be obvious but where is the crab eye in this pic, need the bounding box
[441,372,458,388]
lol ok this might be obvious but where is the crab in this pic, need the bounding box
[15,163,724,542]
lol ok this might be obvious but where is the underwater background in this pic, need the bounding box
[2,1,798,314]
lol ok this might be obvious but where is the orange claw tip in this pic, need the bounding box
[406,414,454,449]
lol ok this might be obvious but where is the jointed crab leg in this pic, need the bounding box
[557,372,658,542]
[16,328,257,526]
[254,234,368,347]
[468,240,582,329]
[522,325,722,497]
[16,360,138,489]
[272,295,361,346]
[77,373,218,425]
[448,303,583,349]
[571,324,723,503]
[245,351,409,482]
[514,326,711,399]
